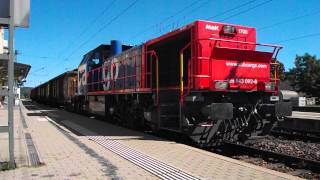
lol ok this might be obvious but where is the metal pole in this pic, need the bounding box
[8,0,15,168]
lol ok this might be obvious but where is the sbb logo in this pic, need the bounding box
[205,24,219,31]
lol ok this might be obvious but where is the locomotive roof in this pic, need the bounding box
[79,45,110,65]
[79,44,132,65]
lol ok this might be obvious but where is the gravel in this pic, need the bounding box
[245,136,320,161]
[233,155,320,179]
[229,136,320,179]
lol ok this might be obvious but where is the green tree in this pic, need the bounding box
[278,60,285,81]
[286,53,320,97]
[270,59,285,81]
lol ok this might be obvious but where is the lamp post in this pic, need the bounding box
[8,0,15,168]
[0,0,29,168]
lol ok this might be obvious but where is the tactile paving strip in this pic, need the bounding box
[25,133,41,166]
[19,106,28,129]
[88,136,200,180]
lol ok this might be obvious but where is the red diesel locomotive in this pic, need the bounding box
[31,20,292,146]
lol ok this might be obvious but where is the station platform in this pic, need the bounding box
[278,111,320,133]
[290,111,320,121]
[0,100,300,179]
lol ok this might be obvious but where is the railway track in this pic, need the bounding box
[222,141,320,173]
[271,127,320,142]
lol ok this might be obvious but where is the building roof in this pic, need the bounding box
[0,59,31,85]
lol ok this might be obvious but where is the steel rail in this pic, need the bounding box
[270,127,320,142]
[223,141,320,173]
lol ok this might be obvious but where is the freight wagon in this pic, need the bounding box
[31,70,78,108]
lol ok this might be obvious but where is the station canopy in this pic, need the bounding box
[0,59,31,85]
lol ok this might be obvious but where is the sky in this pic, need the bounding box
[11,0,320,87]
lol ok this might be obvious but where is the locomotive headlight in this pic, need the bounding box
[222,25,236,35]
[215,81,229,90]
[265,82,275,91]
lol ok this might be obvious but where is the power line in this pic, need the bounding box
[26,0,119,73]
[274,33,320,44]
[207,0,258,20]
[258,11,320,31]
[28,66,46,75]
[38,0,139,75]
[220,0,273,21]
[130,0,201,40]
[19,54,56,60]
[142,0,258,40]
[63,0,140,62]
[161,0,260,36]
[152,0,212,36]
[28,73,49,77]
[153,0,259,38]
[182,0,212,19]
[58,0,118,58]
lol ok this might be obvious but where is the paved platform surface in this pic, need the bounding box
[289,111,320,120]
[0,107,29,169]
[280,111,320,133]
[0,103,157,179]
[0,101,301,179]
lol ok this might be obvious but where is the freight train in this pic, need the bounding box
[31,20,292,146]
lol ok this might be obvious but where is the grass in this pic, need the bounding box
[0,162,15,171]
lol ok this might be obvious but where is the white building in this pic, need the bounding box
[0,28,3,54]
[0,28,8,54]
[0,28,24,106]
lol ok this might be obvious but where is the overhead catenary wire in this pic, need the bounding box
[35,0,139,78]
[58,0,118,58]
[179,0,212,20]
[41,0,271,75]
[258,11,320,31]
[274,33,320,44]
[28,73,49,77]
[220,0,273,21]
[31,67,46,72]
[19,54,56,60]
[63,0,140,62]
[207,0,258,20]
[146,0,259,40]
[152,0,216,36]
[28,67,47,76]
[130,0,202,40]
[19,1,118,65]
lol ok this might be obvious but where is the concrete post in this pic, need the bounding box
[8,0,15,168]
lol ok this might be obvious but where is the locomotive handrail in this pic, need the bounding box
[179,43,191,104]
[198,38,283,48]
[197,38,283,60]
[179,42,191,132]
[145,50,159,106]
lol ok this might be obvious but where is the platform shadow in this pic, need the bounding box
[26,112,45,116]
[48,116,121,178]
[21,100,167,142]
[22,100,122,178]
